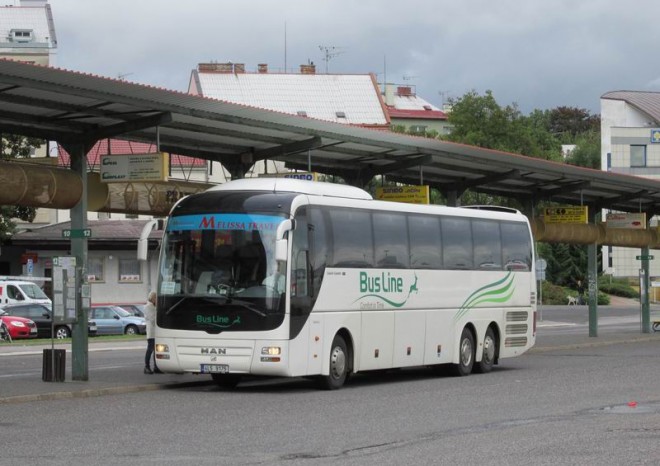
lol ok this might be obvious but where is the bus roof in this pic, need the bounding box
[207,178,373,200]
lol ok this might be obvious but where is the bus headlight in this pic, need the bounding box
[261,346,281,356]
[156,344,169,353]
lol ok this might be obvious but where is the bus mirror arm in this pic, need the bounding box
[275,219,295,262]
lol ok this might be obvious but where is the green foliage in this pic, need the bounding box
[539,281,610,305]
[537,243,589,287]
[443,90,562,160]
[548,106,600,141]
[599,280,638,298]
[565,130,601,169]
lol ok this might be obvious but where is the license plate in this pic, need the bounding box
[200,364,229,374]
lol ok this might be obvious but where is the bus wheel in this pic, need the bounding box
[212,374,241,389]
[451,327,475,377]
[319,334,348,390]
[475,327,496,374]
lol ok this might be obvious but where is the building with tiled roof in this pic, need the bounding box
[11,219,164,304]
[600,90,660,277]
[382,84,451,136]
[188,62,390,129]
[0,0,57,66]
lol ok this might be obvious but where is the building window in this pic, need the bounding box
[630,145,646,167]
[409,125,427,134]
[10,29,33,43]
[119,258,141,282]
[87,257,104,282]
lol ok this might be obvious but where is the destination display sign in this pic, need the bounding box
[543,206,588,224]
[375,185,430,204]
[99,152,169,183]
[606,212,646,229]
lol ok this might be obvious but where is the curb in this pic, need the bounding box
[531,334,660,353]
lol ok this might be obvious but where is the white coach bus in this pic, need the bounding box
[154,178,536,389]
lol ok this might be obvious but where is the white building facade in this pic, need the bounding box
[601,91,660,277]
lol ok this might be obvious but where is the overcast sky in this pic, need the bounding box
[46,0,660,115]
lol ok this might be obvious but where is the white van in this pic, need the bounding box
[0,280,52,308]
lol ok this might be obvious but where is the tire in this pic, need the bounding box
[474,327,496,374]
[55,326,71,339]
[318,334,349,390]
[211,373,241,389]
[450,327,475,377]
[125,325,139,335]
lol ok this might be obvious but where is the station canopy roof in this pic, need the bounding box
[1,59,660,215]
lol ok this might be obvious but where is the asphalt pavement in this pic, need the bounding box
[1,300,659,405]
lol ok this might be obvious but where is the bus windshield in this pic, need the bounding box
[158,212,288,333]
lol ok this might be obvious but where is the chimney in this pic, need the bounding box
[385,84,395,106]
[233,63,245,74]
[397,86,413,96]
[300,63,316,74]
[198,62,234,73]
[258,63,268,73]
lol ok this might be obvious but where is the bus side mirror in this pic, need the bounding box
[275,219,294,262]
[138,219,165,261]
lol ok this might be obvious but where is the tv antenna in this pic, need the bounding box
[438,90,451,106]
[318,45,346,73]
[403,75,419,81]
[117,72,134,81]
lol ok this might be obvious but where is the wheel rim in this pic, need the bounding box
[460,337,473,367]
[55,328,68,339]
[483,334,495,365]
[126,326,136,335]
[330,345,346,380]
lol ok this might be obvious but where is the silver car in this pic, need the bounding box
[89,306,146,335]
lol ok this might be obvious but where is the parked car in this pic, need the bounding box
[0,310,38,340]
[89,305,146,335]
[1,303,97,339]
[118,303,145,318]
[0,280,52,308]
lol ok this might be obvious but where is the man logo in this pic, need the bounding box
[201,347,227,355]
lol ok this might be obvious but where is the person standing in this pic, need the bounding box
[144,291,157,374]
[577,280,585,305]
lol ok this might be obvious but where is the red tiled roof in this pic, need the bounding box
[386,108,448,120]
[57,139,206,168]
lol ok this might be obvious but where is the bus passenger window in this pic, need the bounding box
[409,215,442,269]
[373,212,409,268]
[502,223,532,271]
[441,217,473,270]
[472,220,503,270]
[328,208,374,268]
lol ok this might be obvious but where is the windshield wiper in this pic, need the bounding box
[222,298,268,317]
[165,296,189,315]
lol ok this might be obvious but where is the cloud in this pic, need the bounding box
[49,0,660,114]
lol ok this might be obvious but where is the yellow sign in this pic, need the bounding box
[543,206,588,224]
[376,185,430,204]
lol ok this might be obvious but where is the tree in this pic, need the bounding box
[565,130,601,169]
[444,90,562,160]
[548,106,600,141]
[0,134,42,242]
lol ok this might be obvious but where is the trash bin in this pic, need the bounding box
[42,349,66,382]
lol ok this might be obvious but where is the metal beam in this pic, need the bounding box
[253,136,322,161]
[536,180,591,198]
[443,169,522,192]
[81,112,173,143]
